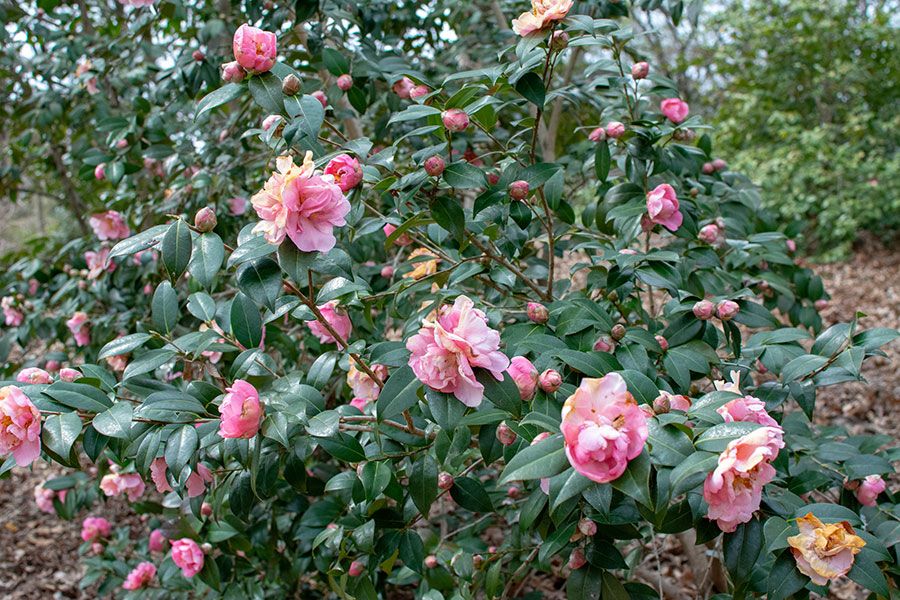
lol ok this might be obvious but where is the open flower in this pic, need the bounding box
[660,98,689,123]
[81,516,111,542]
[0,386,41,467]
[2,297,23,327]
[404,248,440,280]
[100,470,146,501]
[347,360,388,410]
[232,24,276,73]
[560,373,649,483]
[646,183,683,232]
[171,538,204,578]
[66,311,91,346]
[788,513,865,585]
[218,380,262,439]
[324,154,363,193]
[407,295,510,407]
[16,368,52,385]
[89,210,130,241]
[855,474,886,507]
[511,0,574,36]
[85,247,115,279]
[122,562,156,590]
[307,301,353,344]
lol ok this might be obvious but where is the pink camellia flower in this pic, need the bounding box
[221,61,246,83]
[703,426,784,532]
[567,548,587,570]
[311,90,328,107]
[631,61,650,79]
[232,23,277,73]
[692,300,715,320]
[348,560,365,577]
[593,335,614,353]
[530,432,553,494]
[561,373,649,483]
[410,84,430,99]
[539,369,562,394]
[16,368,52,385]
[527,302,549,324]
[27,279,39,295]
[392,77,415,99]
[646,183,683,232]
[2,297,23,327]
[698,223,722,245]
[856,474,886,507]
[251,153,351,252]
[383,223,413,246]
[228,196,248,216]
[787,513,865,585]
[438,472,454,490]
[186,463,213,498]
[307,301,353,345]
[324,154,363,193]
[655,335,669,352]
[34,484,66,514]
[588,127,606,142]
[85,77,99,95]
[713,372,777,425]
[660,98,689,124]
[0,386,41,467]
[89,211,130,241]
[347,361,388,410]
[94,164,106,181]
[786,239,797,253]
[511,0,574,36]
[100,471,146,501]
[442,108,469,132]
[508,356,539,401]
[261,114,282,131]
[407,295,510,407]
[122,561,156,591]
[716,300,740,321]
[66,311,91,346]
[605,121,626,138]
[150,456,172,493]
[218,380,263,439]
[171,538,205,578]
[336,74,353,91]
[192,49,205,62]
[149,529,168,553]
[578,518,598,537]
[85,247,116,279]
[81,516,111,542]
[59,368,80,382]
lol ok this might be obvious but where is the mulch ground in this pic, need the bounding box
[0,236,896,599]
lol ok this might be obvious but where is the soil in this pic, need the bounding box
[0,236,896,599]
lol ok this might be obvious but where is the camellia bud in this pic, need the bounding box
[438,472,454,490]
[588,127,606,142]
[786,239,797,253]
[486,172,500,185]
[655,335,668,351]
[538,369,562,393]
[610,324,626,341]
[756,359,768,374]
[348,561,364,577]
[425,555,438,569]
[716,300,740,321]
[92,543,104,555]
[692,299,715,320]
[712,158,727,171]
[508,180,530,201]
[606,290,619,302]
[442,108,469,132]
[221,61,246,83]
[496,423,517,446]
[194,207,217,232]
[702,162,715,175]
[631,61,649,79]
[690,187,699,197]
[673,128,695,142]
[424,155,445,177]
[507,485,521,499]
[814,299,828,311]
[201,543,212,554]
[380,265,394,278]
[410,84,430,99]
[652,393,671,414]
[578,518,597,537]
[192,50,205,62]
[550,30,569,52]
[94,163,106,180]
[698,223,721,245]
[568,548,587,570]
[311,90,328,108]
[282,74,300,96]
[200,502,212,517]
[116,139,128,149]
[593,335,615,353]
[336,74,353,91]
[605,121,626,139]
[527,302,549,324]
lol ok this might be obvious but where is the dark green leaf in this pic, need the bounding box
[161,219,193,281]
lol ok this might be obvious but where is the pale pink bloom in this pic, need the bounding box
[122,561,156,590]
[507,356,538,401]
[228,196,248,216]
[406,295,510,407]
[605,121,626,138]
[324,154,363,193]
[660,98,689,124]
[100,471,146,501]
[383,223,412,246]
[588,127,606,142]
[16,368,52,385]
[150,457,173,493]
[717,396,778,427]
[511,0,574,36]
[34,484,66,514]
[171,538,204,578]
[66,311,91,346]
[232,24,276,73]
[347,361,388,409]
[392,77,415,99]
[442,109,469,132]
[59,368,80,382]
[89,211,130,241]
[788,513,865,585]
[106,354,128,372]
[85,247,116,279]
[856,474,886,507]
[218,379,262,439]
[27,279,39,295]
[307,301,352,344]
[0,386,41,467]
[81,516,111,542]
[561,373,649,483]
[261,114,282,131]
[149,529,168,553]
[703,426,784,532]
[1,297,23,327]
[646,183,683,232]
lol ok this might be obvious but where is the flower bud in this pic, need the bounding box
[192,50,205,62]
[348,561,364,577]
[92,543,104,555]
[472,554,484,568]
[438,472,454,490]
[786,239,797,253]
[201,543,212,554]
[410,84,430,99]
[281,74,300,96]
[488,545,497,554]
[424,155,445,177]
[507,486,521,499]
[578,519,597,537]
[194,207,217,232]
[94,163,106,180]
[527,302,549,324]
[425,555,438,568]
[673,128,695,142]
[116,139,128,149]
[380,265,394,278]
[655,335,668,351]
[606,290,619,302]
[593,335,615,353]
[702,162,715,175]
[442,108,469,132]
[692,299,715,320]
[652,393,671,414]
[550,30,569,52]
[716,300,740,321]
[605,121,625,139]
[486,172,500,185]
[610,324,626,341]
[220,61,246,83]
[698,223,722,245]
[261,114,282,132]
[568,548,586,570]
[508,180,530,200]
[200,502,212,516]
[756,359,768,374]
[538,369,562,393]
[690,187,699,197]
[631,61,649,79]
[814,299,828,311]
[311,90,328,108]
[337,74,353,91]
[496,423,517,446]
[588,127,606,142]
[712,158,727,171]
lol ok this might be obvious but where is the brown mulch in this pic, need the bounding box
[0,237,896,599]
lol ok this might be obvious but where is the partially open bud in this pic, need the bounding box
[442,108,469,132]
[538,369,562,393]
[192,50,205,62]
[410,84,430,99]
[527,302,549,324]
[593,335,615,353]
[221,61,246,83]
[116,139,128,149]
[200,502,212,517]
[424,155,445,177]
[605,121,625,139]
[578,518,597,537]
[438,472,454,490]
[550,30,569,52]
[568,548,587,570]
[496,423,517,446]
[508,180,530,200]
[94,164,106,180]
[337,74,353,91]
[91,543,104,555]
[692,299,715,320]
[425,555,438,569]
[588,127,606,142]
[311,90,328,108]
[348,561,364,577]
[631,61,649,79]
[655,335,668,351]
[194,207,217,232]
[261,114,282,132]
[610,324,626,341]
[786,239,797,253]
[698,223,722,245]
[716,300,740,321]
[281,74,300,96]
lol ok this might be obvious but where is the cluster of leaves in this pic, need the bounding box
[0,1,898,599]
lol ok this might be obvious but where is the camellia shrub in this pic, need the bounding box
[1,1,898,599]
